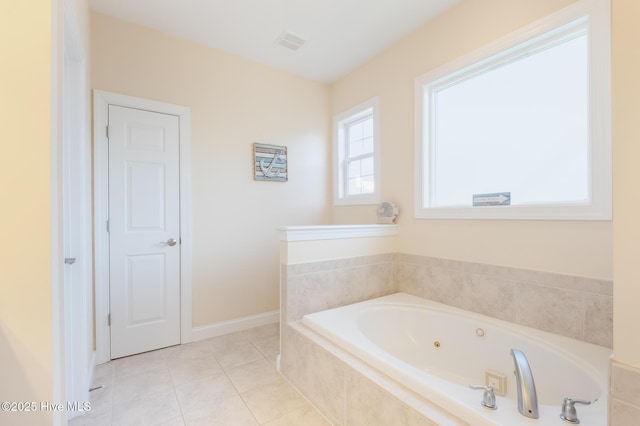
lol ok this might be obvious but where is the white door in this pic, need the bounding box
[108,105,181,359]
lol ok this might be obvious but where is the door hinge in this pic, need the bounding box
[106,220,110,233]
[107,313,111,326]
[106,125,109,139]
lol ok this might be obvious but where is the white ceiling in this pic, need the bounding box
[88,0,461,82]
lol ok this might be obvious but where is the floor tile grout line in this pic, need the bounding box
[219,337,281,425]
[219,350,269,426]
[168,366,186,417]
[169,384,187,426]
[236,360,310,425]
[75,325,294,426]
[237,391,262,425]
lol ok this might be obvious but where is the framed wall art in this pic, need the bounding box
[254,143,288,182]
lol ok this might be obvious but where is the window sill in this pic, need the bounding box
[334,194,380,207]
[414,203,611,221]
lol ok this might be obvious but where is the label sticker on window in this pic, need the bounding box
[472,192,511,206]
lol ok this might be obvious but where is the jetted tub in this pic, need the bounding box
[302,293,611,425]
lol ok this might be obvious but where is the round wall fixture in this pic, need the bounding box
[377,201,399,223]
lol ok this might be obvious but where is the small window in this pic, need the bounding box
[414,0,611,220]
[334,98,380,205]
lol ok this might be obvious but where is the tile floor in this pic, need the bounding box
[69,323,330,426]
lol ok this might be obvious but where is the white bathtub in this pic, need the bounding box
[302,293,611,426]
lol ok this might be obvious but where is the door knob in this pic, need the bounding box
[161,238,177,246]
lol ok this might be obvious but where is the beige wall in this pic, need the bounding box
[0,0,91,423]
[91,13,331,327]
[612,0,640,367]
[0,1,55,424]
[329,0,612,280]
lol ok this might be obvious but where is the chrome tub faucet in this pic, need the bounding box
[510,348,539,419]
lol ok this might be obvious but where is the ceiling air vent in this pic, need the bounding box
[275,31,306,51]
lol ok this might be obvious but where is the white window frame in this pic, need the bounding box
[334,97,381,205]
[414,0,611,220]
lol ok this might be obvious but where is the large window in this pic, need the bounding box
[414,0,611,220]
[334,97,380,205]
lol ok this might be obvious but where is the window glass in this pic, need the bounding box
[431,33,588,207]
[414,2,611,220]
[334,98,380,205]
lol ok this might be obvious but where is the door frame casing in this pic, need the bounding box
[93,90,193,364]
[63,1,92,418]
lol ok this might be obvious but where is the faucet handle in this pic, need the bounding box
[560,397,591,424]
[469,384,497,410]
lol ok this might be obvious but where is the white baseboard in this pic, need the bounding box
[191,310,280,342]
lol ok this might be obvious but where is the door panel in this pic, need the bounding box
[126,253,166,323]
[127,162,166,231]
[108,105,180,359]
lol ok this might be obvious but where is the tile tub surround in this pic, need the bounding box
[283,253,613,348]
[609,360,640,425]
[280,322,467,426]
[395,254,613,348]
[282,253,396,323]
[280,251,613,425]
